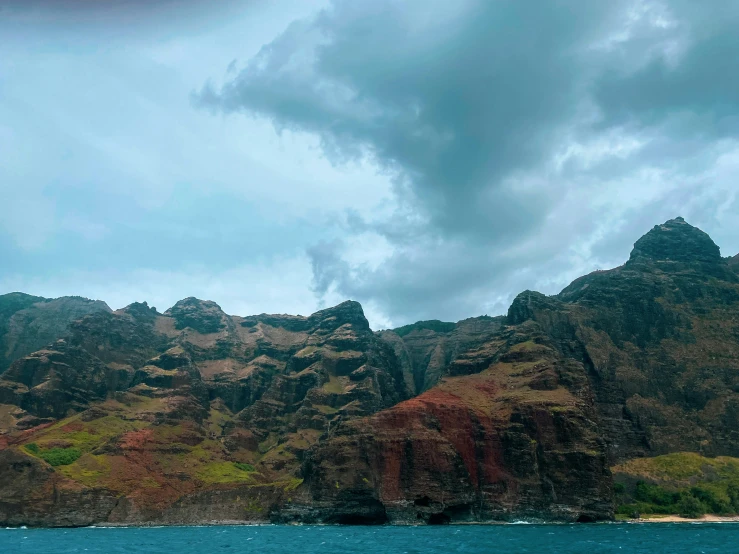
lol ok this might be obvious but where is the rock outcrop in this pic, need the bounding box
[0,293,110,372]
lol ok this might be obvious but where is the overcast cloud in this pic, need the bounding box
[198,0,739,324]
[2,0,738,328]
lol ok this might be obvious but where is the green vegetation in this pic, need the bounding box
[616,481,738,518]
[15,401,298,502]
[141,477,162,489]
[25,441,82,466]
[283,478,303,492]
[28,413,148,453]
[322,375,344,394]
[38,447,82,466]
[196,461,256,484]
[247,478,303,492]
[393,320,456,337]
[58,454,111,486]
[613,452,739,518]
[258,434,279,454]
[245,499,265,514]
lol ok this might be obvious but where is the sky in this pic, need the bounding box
[1,0,738,329]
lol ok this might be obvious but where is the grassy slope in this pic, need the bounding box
[612,452,739,518]
[15,395,304,511]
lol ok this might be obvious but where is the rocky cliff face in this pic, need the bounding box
[292,321,611,524]
[0,298,412,525]
[509,217,739,463]
[379,316,505,394]
[288,217,738,523]
[0,217,737,526]
[0,293,110,373]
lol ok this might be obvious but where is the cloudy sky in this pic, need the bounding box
[1,0,738,328]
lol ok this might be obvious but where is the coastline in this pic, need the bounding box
[630,515,739,524]
[6,512,739,528]
[84,515,739,526]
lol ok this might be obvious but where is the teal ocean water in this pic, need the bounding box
[2,524,739,554]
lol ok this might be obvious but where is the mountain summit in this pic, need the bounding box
[628,216,723,267]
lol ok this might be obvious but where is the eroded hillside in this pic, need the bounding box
[1,217,738,526]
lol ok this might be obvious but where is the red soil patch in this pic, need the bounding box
[61,422,85,432]
[119,429,153,450]
[5,422,55,447]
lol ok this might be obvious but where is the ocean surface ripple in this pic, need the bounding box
[1,523,738,553]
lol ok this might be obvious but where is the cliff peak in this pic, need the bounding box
[307,300,370,332]
[120,301,159,321]
[627,217,721,267]
[507,290,561,325]
[0,294,111,372]
[164,297,227,334]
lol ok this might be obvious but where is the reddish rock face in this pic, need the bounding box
[296,323,612,523]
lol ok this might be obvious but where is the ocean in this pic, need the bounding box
[2,523,738,554]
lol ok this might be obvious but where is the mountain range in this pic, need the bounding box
[1,217,738,526]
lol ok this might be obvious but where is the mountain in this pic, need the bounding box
[0,293,111,373]
[0,298,411,526]
[0,217,738,526]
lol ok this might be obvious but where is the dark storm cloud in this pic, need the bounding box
[594,0,739,136]
[198,1,623,240]
[198,0,739,325]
